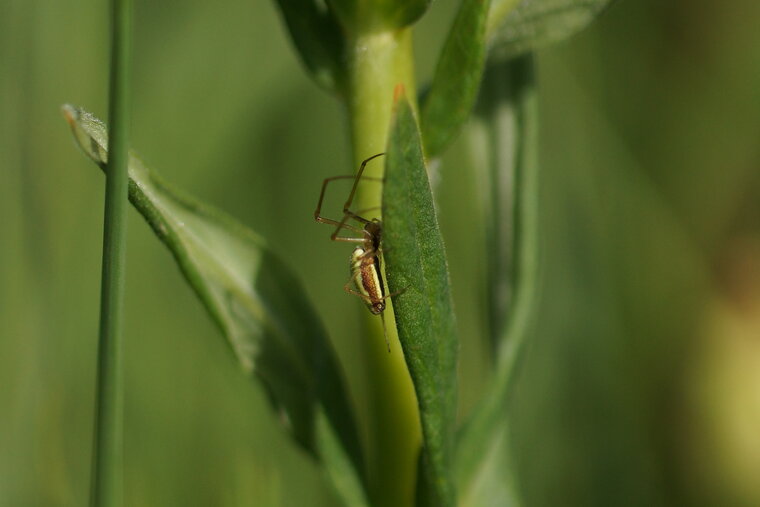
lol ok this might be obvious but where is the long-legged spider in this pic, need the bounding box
[314,152,400,350]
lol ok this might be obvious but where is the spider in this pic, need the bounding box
[314,152,400,350]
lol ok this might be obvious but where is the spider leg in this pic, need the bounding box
[315,170,383,240]
[314,214,368,244]
[315,171,384,223]
[342,277,404,302]
[343,279,376,303]
[315,175,358,223]
[342,153,385,215]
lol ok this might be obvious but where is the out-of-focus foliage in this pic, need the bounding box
[271,0,344,91]
[2,0,760,506]
[455,55,539,505]
[63,105,367,505]
[486,0,615,61]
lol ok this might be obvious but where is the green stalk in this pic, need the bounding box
[346,29,420,507]
[483,56,537,352]
[90,1,132,506]
[456,55,538,503]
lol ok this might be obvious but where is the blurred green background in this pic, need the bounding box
[2,0,760,505]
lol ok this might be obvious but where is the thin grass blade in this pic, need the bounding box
[91,1,132,505]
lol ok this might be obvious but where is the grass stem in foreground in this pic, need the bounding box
[90,1,132,506]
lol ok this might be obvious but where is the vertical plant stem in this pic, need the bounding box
[482,56,537,352]
[456,54,539,502]
[91,1,132,506]
[492,55,539,377]
[346,28,420,507]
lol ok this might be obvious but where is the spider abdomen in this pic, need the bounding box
[350,247,386,315]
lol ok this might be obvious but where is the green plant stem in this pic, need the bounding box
[492,55,538,382]
[91,1,132,506]
[346,28,420,507]
[483,57,536,351]
[456,55,538,502]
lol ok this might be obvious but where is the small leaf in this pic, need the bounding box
[421,0,491,158]
[272,0,345,91]
[62,105,368,506]
[455,56,539,503]
[487,0,615,61]
[383,96,458,507]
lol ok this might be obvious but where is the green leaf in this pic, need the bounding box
[455,56,539,503]
[421,0,491,158]
[272,0,345,91]
[62,105,368,506]
[383,96,458,507]
[487,0,615,61]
